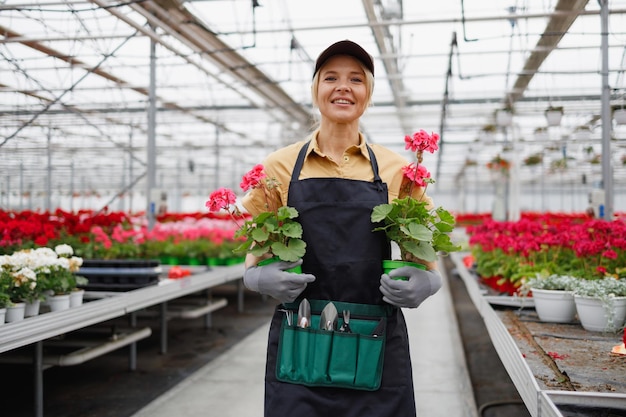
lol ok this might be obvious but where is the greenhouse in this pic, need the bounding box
[1,1,626,417]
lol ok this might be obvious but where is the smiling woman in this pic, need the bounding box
[233,39,445,417]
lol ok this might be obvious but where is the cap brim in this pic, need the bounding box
[314,40,374,77]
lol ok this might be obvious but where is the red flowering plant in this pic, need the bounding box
[371,130,461,264]
[467,215,626,295]
[206,164,306,263]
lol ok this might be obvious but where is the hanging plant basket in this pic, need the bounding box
[614,108,626,125]
[523,153,543,166]
[495,109,513,127]
[545,107,564,126]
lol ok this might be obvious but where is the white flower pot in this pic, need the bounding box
[614,109,626,125]
[6,302,26,323]
[532,288,576,323]
[70,289,85,308]
[48,294,71,312]
[25,300,41,317]
[574,295,626,332]
[0,308,6,326]
[496,110,513,127]
[545,110,563,126]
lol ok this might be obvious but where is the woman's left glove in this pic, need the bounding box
[243,259,316,303]
[379,266,442,308]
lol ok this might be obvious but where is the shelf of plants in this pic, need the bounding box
[451,249,626,417]
[0,253,244,417]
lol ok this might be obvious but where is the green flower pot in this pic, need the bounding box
[258,257,302,273]
[382,260,426,281]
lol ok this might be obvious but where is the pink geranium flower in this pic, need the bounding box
[206,188,237,213]
[204,164,306,262]
[401,163,431,187]
[404,129,439,154]
[239,164,266,192]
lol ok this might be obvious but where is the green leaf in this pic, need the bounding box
[280,222,303,238]
[371,204,394,222]
[401,223,432,241]
[277,206,299,220]
[271,239,307,262]
[251,227,269,242]
[403,240,437,262]
[250,245,270,257]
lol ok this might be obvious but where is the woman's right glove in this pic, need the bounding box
[243,259,316,303]
[379,266,442,308]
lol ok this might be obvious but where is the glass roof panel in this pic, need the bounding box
[1,0,625,212]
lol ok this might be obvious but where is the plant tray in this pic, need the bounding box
[78,259,162,292]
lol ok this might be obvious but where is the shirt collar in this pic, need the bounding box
[307,130,371,161]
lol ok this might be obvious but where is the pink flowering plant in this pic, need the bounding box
[371,130,461,263]
[206,165,306,263]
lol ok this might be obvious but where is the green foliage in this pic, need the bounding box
[0,273,12,308]
[524,274,579,291]
[371,197,461,263]
[573,278,626,299]
[234,206,306,262]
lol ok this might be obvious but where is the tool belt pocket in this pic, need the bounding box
[276,302,387,391]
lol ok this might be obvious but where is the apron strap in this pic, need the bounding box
[290,140,384,191]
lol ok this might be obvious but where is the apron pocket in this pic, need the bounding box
[276,308,386,391]
[354,335,385,388]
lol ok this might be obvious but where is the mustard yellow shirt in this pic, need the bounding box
[241,130,433,216]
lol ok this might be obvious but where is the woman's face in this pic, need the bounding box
[314,55,371,124]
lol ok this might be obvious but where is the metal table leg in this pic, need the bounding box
[34,341,43,417]
[160,301,168,354]
[129,311,137,370]
[204,289,212,328]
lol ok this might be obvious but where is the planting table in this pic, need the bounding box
[451,252,626,417]
[0,263,245,417]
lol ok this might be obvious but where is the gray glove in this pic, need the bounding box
[243,259,316,303]
[379,266,442,308]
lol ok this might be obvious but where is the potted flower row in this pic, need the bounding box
[0,244,88,325]
[524,275,626,332]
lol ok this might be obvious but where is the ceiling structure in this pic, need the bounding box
[1,0,626,213]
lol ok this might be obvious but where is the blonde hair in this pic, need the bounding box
[310,59,374,109]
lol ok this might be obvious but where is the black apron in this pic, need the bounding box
[263,142,417,417]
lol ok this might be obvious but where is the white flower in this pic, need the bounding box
[55,244,74,257]
[12,267,37,287]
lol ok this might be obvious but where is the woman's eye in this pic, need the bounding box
[351,77,363,83]
[324,76,337,82]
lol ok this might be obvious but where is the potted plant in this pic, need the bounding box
[1,250,41,320]
[534,127,549,141]
[206,164,306,264]
[486,154,511,174]
[612,104,626,125]
[523,274,578,323]
[479,124,497,142]
[495,105,514,127]
[573,125,591,140]
[523,153,543,167]
[31,245,87,311]
[573,278,626,333]
[370,130,461,274]
[0,273,12,325]
[545,105,564,126]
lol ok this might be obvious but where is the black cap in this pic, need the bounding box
[313,40,374,78]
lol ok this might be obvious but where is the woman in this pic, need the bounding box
[241,40,442,417]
